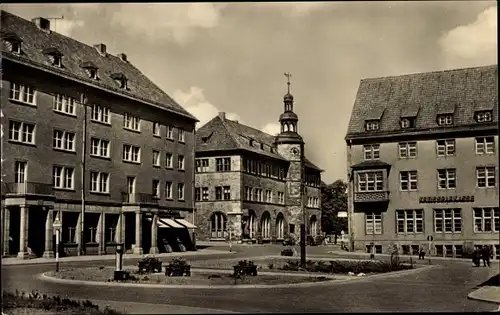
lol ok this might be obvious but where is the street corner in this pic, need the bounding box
[468,286,500,305]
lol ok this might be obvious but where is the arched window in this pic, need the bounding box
[290,123,295,132]
[210,212,227,239]
[276,213,285,239]
[310,215,318,237]
[283,123,289,132]
[249,210,257,239]
[261,212,271,239]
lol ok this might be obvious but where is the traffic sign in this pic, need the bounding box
[427,235,434,242]
[341,230,345,235]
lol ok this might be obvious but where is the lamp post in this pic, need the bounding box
[52,217,62,272]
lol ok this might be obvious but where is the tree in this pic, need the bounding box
[320,179,348,243]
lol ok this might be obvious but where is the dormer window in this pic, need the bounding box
[475,110,493,123]
[80,61,99,80]
[437,114,453,126]
[260,143,265,150]
[42,47,63,68]
[110,73,128,89]
[400,117,416,129]
[249,139,254,146]
[365,120,380,131]
[89,68,97,79]
[2,32,23,54]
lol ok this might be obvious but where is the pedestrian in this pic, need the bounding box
[472,249,480,267]
[418,246,426,260]
[481,245,492,267]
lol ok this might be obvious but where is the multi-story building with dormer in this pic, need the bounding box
[1,11,198,258]
[345,65,499,259]
[194,81,323,243]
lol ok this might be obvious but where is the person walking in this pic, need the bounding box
[472,248,480,267]
[418,246,426,260]
[481,245,492,267]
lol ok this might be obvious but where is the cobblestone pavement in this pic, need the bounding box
[2,244,498,313]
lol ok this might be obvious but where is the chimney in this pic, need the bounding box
[32,17,50,31]
[218,112,226,120]
[94,43,107,55]
[117,53,128,62]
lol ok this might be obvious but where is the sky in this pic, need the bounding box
[2,1,497,184]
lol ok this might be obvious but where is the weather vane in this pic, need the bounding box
[284,72,292,94]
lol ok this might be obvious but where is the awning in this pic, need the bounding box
[146,218,171,228]
[175,219,197,229]
[160,218,184,229]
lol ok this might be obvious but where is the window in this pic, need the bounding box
[90,138,110,158]
[178,128,185,142]
[152,180,160,198]
[14,161,27,183]
[195,159,209,172]
[152,122,161,137]
[253,188,263,202]
[177,155,185,170]
[10,41,21,54]
[400,171,418,191]
[215,186,229,200]
[399,142,417,158]
[436,139,455,156]
[88,68,98,80]
[396,209,424,233]
[165,153,173,168]
[53,94,76,115]
[437,169,456,189]
[177,183,185,200]
[123,113,140,131]
[400,117,415,129]
[53,166,74,190]
[475,110,493,123]
[476,167,496,188]
[152,150,160,167]
[53,55,62,67]
[165,182,172,199]
[195,188,201,201]
[126,176,135,194]
[437,114,453,126]
[363,144,380,160]
[166,126,174,140]
[210,212,227,239]
[216,157,231,172]
[91,104,110,124]
[122,144,141,163]
[365,120,379,131]
[90,172,109,193]
[245,186,252,201]
[9,121,35,144]
[434,208,462,233]
[278,192,285,204]
[223,186,231,200]
[53,130,75,152]
[474,208,499,232]
[106,217,117,243]
[201,187,209,201]
[265,190,273,203]
[365,212,382,235]
[357,171,384,192]
[475,137,495,155]
[9,82,35,104]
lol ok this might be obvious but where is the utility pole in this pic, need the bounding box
[78,90,88,256]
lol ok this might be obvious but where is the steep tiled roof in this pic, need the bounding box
[346,65,498,138]
[0,10,197,121]
[196,114,323,171]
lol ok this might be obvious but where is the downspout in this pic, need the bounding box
[192,125,196,248]
[347,139,354,252]
[79,90,88,255]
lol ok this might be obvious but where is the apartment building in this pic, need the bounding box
[345,65,499,259]
[194,87,322,243]
[1,11,198,259]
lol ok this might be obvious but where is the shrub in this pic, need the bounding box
[169,257,189,269]
[281,249,294,256]
[137,256,162,274]
[237,260,255,267]
[233,260,257,277]
[268,263,274,270]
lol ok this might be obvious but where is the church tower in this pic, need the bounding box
[275,73,305,238]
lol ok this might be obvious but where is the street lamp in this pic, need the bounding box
[52,216,62,272]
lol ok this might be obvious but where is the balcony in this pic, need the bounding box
[121,192,159,205]
[2,181,54,197]
[354,191,390,203]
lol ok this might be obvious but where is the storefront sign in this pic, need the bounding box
[419,195,474,203]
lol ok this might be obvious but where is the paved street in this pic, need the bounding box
[2,244,498,313]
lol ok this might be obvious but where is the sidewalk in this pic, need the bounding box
[1,249,233,266]
[468,286,500,305]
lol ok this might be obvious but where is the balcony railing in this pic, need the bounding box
[2,181,54,196]
[354,191,390,203]
[121,192,159,204]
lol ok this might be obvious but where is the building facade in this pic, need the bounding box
[345,65,499,259]
[1,11,198,259]
[194,86,323,243]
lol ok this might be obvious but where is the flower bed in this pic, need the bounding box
[47,267,331,286]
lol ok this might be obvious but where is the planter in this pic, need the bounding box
[113,270,130,281]
[233,265,258,277]
[165,265,191,277]
[138,262,163,273]
[85,243,99,255]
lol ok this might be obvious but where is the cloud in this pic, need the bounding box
[53,18,84,37]
[253,2,337,17]
[173,87,241,128]
[261,122,281,136]
[109,3,222,44]
[439,6,497,67]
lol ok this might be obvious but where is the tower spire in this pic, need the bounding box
[284,72,292,94]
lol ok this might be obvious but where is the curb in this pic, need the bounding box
[38,264,437,290]
[467,287,500,305]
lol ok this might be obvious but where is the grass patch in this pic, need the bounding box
[2,290,123,314]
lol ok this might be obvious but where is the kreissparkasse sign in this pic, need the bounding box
[419,195,474,203]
